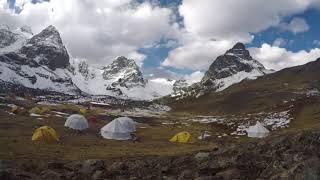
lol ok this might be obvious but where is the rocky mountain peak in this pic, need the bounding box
[225,42,252,60]
[0,24,10,31]
[173,78,188,92]
[200,42,269,91]
[26,25,63,49]
[232,42,246,50]
[19,25,70,70]
[102,56,145,88]
[112,56,138,69]
[0,25,31,52]
[20,25,33,35]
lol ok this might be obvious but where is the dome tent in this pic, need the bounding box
[101,117,136,140]
[117,117,136,132]
[65,114,89,131]
[170,131,191,143]
[32,126,59,143]
[246,121,270,138]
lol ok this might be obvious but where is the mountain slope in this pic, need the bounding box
[0,25,174,100]
[164,58,320,115]
[19,25,69,70]
[170,42,272,99]
[0,25,33,54]
[70,58,174,100]
[0,25,80,94]
[102,56,145,88]
[201,42,271,91]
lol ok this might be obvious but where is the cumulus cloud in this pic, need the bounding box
[162,0,319,71]
[279,17,310,34]
[250,44,320,70]
[179,0,315,41]
[162,39,233,70]
[183,71,204,84]
[313,40,320,46]
[0,0,178,66]
[1,0,320,77]
[273,38,287,47]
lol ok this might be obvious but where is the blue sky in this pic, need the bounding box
[250,8,320,51]
[3,0,320,77]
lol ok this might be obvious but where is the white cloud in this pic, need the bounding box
[313,40,320,46]
[250,44,320,70]
[279,17,310,34]
[127,51,146,67]
[184,71,204,84]
[162,0,318,71]
[2,0,320,77]
[273,38,287,47]
[179,0,315,41]
[162,39,233,70]
[0,0,178,66]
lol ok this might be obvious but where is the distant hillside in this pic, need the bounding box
[163,58,320,115]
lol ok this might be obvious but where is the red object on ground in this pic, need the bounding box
[88,117,97,124]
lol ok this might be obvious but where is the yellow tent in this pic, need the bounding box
[28,107,50,115]
[79,108,87,114]
[28,107,42,114]
[32,126,59,143]
[169,131,191,143]
[39,107,50,114]
[11,105,19,114]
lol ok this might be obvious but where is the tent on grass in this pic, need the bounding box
[28,107,42,114]
[117,117,136,132]
[28,107,50,115]
[246,121,270,138]
[101,117,136,140]
[32,126,59,143]
[11,105,19,114]
[64,114,89,131]
[79,108,87,114]
[170,131,191,143]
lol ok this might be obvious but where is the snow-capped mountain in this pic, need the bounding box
[0,25,79,94]
[19,25,70,70]
[102,56,145,88]
[171,42,272,99]
[0,25,33,54]
[173,79,189,92]
[0,25,272,101]
[70,57,174,100]
[201,42,271,91]
[0,25,175,100]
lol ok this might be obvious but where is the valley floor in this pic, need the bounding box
[1,94,320,179]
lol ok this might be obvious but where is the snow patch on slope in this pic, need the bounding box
[0,26,32,54]
[214,69,262,91]
[70,59,174,100]
[0,63,77,94]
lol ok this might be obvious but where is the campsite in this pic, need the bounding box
[0,96,219,162]
[2,91,319,179]
[1,1,320,178]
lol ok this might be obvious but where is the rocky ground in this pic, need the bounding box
[1,130,320,180]
[1,93,320,180]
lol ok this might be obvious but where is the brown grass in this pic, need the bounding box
[0,106,217,162]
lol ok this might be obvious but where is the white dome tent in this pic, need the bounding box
[246,121,270,138]
[64,114,89,131]
[117,117,136,132]
[101,117,136,140]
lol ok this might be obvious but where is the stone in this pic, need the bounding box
[41,170,62,180]
[47,162,64,170]
[79,159,105,175]
[92,170,104,180]
[178,169,195,180]
[195,152,210,162]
